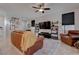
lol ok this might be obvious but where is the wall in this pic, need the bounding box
[0,9,7,41]
[34,8,79,39]
[75,9,79,30]
[34,12,60,33]
[3,7,79,39]
[59,9,75,35]
[59,8,79,34]
[32,11,61,38]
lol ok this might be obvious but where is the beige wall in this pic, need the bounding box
[0,10,7,40]
[75,9,79,30]
[34,8,79,39]
[2,7,79,39]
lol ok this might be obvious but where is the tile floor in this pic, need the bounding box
[0,36,22,55]
[34,38,79,55]
[0,36,79,55]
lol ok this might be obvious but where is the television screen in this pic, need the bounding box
[39,21,51,29]
[62,12,74,25]
[39,22,44,29]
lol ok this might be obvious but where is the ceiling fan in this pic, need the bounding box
[32,3,50,13]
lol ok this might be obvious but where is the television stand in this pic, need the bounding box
[38,32,51,38]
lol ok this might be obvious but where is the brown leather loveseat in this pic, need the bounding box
[60,30,79,46]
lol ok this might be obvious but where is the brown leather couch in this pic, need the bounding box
[60,30,79,46]
[11,31,44,55]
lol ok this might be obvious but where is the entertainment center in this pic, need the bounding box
[39,32,51,38]
[38,21,58,39]
[31,20,58,39]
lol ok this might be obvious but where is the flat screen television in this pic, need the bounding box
[39,21,51,29]
[62,12,74,25]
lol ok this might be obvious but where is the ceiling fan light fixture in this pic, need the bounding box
[39,9,43,12]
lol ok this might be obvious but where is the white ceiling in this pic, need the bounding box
[0,3,79,19]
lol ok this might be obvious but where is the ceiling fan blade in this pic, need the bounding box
[35,10,39,12]
[32,6,39,9]
[44,8,50,10]
[42,11,44,13]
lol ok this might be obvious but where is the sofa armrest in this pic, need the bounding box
[24,36,44,55]
[60,33,68,36]
[36,36,44,48]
